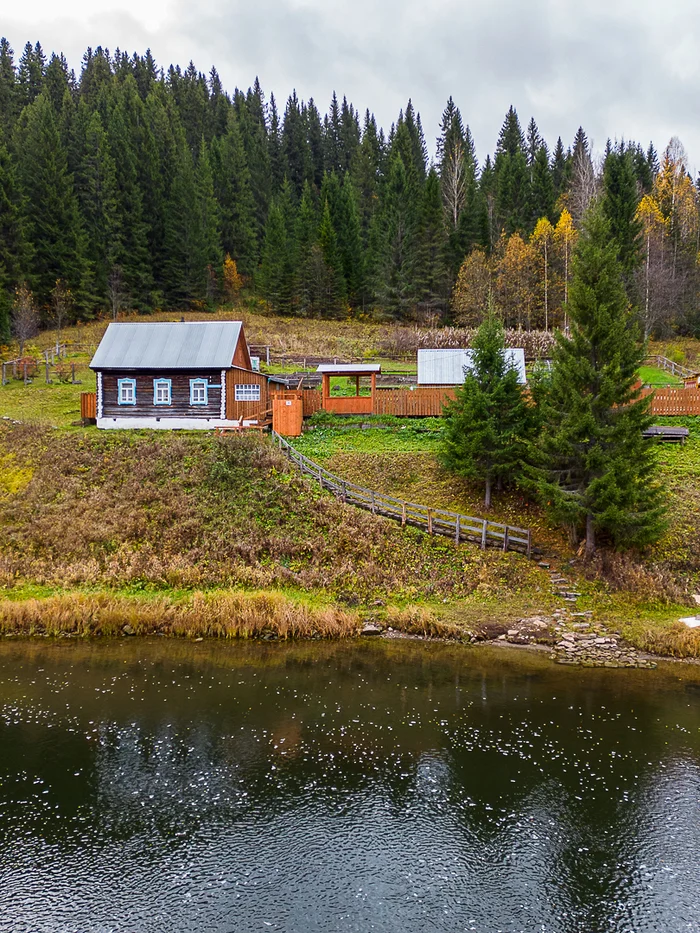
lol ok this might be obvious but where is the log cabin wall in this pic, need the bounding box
[225,369,270,422]
[99,370,223,421]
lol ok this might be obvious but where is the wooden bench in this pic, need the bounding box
[643,426,690,444]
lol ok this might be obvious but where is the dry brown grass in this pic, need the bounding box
[626,621,700,659]
[0,425,541,604]
[385,605,466,639]
[0,590,358,639]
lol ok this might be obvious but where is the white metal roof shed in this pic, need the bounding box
[90,321,244,370]
[417,348,527,385]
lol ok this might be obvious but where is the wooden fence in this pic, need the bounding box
[373,387,456,417]
[641,387,700,415]
[272,431,532,556]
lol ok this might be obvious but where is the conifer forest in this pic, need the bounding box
[1,39,699,340]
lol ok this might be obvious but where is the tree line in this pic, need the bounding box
[0,39,698,341]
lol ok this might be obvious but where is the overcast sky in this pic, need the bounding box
[4,0,699,172]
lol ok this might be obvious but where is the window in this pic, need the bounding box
[234,383,261,402]
[153,379,172,406]
[189,378,208,405]
[118,378,136,405]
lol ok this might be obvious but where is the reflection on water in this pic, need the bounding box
[0,639,699,932]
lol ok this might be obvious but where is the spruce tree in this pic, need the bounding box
[14,91,91,317]
[536,201,665,555]
[0,141,27,338]
[295,180,319,315]
[601,146,642,278]
[416,167,448,316]
[76,109,120,303]
[212,109,257,274]
[194,139,222,302]
[260,198,292,313]
[0,39,18,136]
[318,197,346,311]
[494,106,529,234]
[441,312,531,508]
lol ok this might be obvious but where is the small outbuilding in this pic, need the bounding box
[317,363,380,414]
[417,348,527,385]
[90,321,270,429]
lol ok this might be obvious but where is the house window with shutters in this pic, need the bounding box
[153,379,172,405]
[189,378,208,405]
[118,378,136,405]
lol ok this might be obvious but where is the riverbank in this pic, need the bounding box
[0,422,698,662]
[0,586,696,668]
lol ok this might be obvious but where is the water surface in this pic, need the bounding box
[1,638,699,932]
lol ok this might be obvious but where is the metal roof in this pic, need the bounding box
[417,348,527,385]
[316,364,381,374]
[90,322,243,370]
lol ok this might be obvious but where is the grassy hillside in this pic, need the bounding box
[0,425,548,610]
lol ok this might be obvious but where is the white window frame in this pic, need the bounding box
[153,378,172,406]
[117,378,136,406]
[189,378,208,406]
[234,383,261,402]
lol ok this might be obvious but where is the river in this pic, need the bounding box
[0,638,699,932]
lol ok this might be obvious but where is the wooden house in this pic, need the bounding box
[90,321,272,429]
[684,373,700,389]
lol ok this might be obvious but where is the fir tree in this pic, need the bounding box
[212,109,257,274]
[318,197,346,313]
[337,174,363,304]
[194,138,222,302]
[76,109,120,303]
[536,202,665,555]
[0,38,18,136]
[14,91,91,317]
[0,141,27,337]
[295,180,319,315]
[441,311,531,508]
[416,167,448,316]
[260,198,292,313]
[282,90,311,197]
[527,145,555,229]
[551,137,570,204]
[602,146,642,277]
[105,78,153,308]
[494,107,529,234]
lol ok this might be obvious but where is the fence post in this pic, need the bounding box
[455,515,460,545]
[481,520,487,549]
[401,502,406,527]
[371,490,376,515]
[318,465,323,489]
[1,362,5,386]
[45,360,50,384]
[427,509,432,535]
[342,481,347,503]
[503,527,509,552]
[23,362,28,385]
[71,362,76,384]
[527,529,532,559]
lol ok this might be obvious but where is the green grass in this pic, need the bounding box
[0,361,96,428]
[638,365,683,386]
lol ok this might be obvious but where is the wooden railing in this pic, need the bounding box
[645,354,695,379]
[272,431,532,556]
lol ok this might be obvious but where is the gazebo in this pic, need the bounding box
[317,363,381,414]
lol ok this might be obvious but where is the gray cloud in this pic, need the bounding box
[5,0,700,170]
